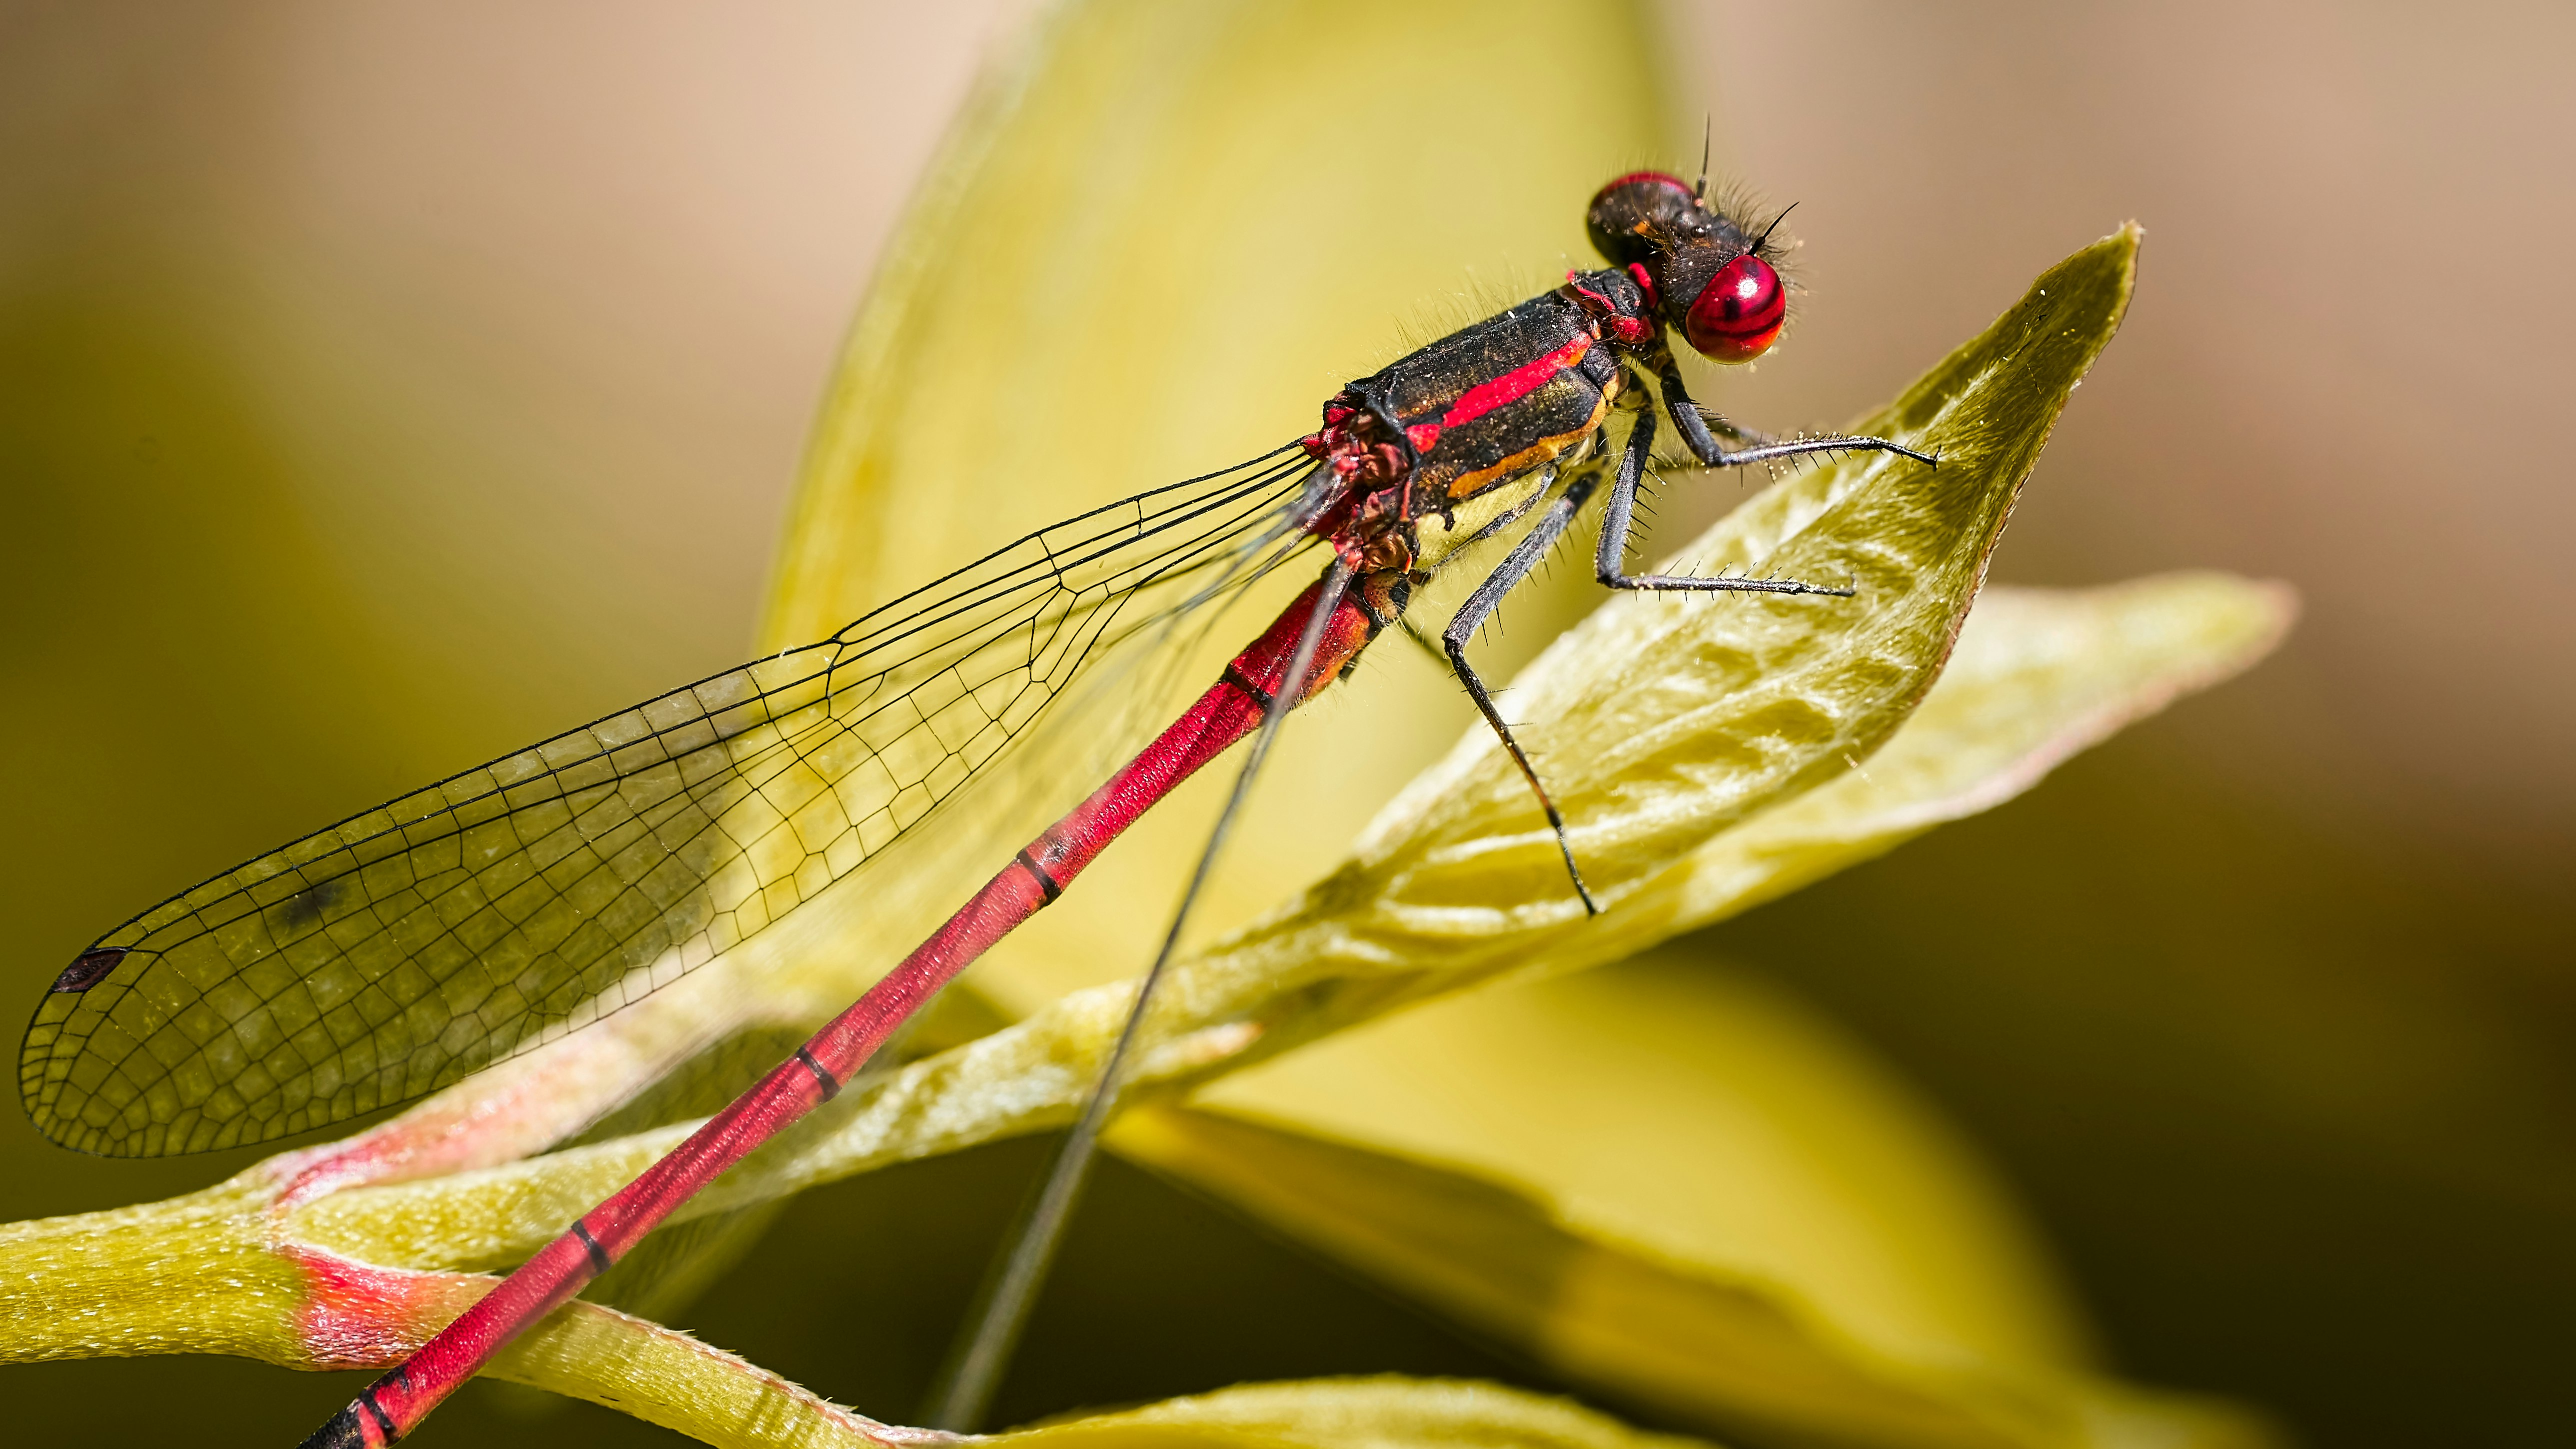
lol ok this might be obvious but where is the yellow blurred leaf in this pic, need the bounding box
[1117,1101,2022,1449]
[1166,958,2089,1376]
[757,0,1675,1012]
[1118,972,2268,1449]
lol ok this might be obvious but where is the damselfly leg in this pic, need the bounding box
[922,562,1364,1432]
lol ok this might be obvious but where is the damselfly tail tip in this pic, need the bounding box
[295,1404,371,1449]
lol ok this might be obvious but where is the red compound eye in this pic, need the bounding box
[1684,252,1786,362]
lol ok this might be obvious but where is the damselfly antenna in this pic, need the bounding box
[1695,116,1712,200]
[1754,201,1799,255]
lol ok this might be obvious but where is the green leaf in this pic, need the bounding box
[992,1378,1716,1449]
[1606,572,2297,942]
[0,1174,1720,1448]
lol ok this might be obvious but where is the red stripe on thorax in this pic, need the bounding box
[1441,335,1590,430]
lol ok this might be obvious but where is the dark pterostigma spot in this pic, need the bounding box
[274,875,346,930]
[50,947,129,993]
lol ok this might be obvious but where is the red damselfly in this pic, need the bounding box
[19,169,1931,1446]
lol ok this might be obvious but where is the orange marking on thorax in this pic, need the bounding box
[1444,386,1614,501]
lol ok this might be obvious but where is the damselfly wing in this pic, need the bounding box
[20,448,1319,1157]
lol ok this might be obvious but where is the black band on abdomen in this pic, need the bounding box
[1015,848,1063,904]
[570,1220,613,1277]
[794,1046,842,1100]
[1221,664,1278,714]
[357,1388,399,1442]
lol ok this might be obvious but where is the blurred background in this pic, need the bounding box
[1,2,2567,1446]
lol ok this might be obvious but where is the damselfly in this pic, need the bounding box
[19,169,1931,1446]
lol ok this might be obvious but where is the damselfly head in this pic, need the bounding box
[1585,171,1790,366]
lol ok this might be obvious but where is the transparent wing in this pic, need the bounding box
[21,446,1324,1156]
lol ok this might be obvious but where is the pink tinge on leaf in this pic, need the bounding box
[282,1243,482,1369]
[270,996,729,1208]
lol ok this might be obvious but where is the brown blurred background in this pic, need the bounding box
[1,2,2568,1446]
